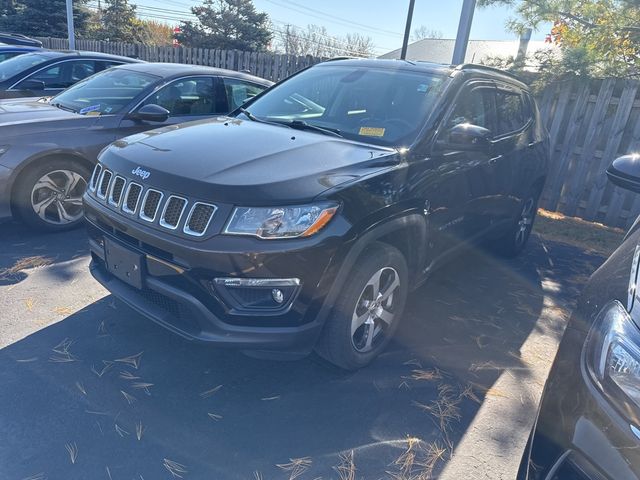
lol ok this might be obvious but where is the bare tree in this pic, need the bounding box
[411,25,443,41]
[276,24,374,57]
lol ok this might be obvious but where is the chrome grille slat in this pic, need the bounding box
[97,170,112,199]
[160,196,187,229]
[122,182,143,214]
[139,189,163,222]
[184,202,217,236]
[108,176,126,207]
[89,164,102,192]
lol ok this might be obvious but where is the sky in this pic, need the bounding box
[137,0,550,56]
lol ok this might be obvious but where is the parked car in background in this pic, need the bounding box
[518,154,640,480]
[0,50,140,99]
[0,44,43,63]
[0,62,271,231]
[84,59,549,369]
[0,33,43,47]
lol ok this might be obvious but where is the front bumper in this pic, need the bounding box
[84,194,348,354]
[520,324,640,480]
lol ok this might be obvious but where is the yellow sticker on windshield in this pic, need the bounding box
[84,111,101,116]
[359,127,386,137]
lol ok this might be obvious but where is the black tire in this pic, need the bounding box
[315,242,409,370]
[13,158,91,232]
[494,189,540,258]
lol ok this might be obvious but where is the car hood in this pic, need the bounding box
[0,98,98,135]
[100,117,400,204]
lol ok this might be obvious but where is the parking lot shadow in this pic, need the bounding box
[0,222,88,286]
[0,237,602,479]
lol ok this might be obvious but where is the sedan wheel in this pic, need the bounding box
[30,169,86,226]
[14,158,91,232]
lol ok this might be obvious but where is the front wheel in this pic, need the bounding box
[13,159,91,232]
[315,242,409,370]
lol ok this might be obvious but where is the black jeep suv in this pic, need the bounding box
[83,59,549,369]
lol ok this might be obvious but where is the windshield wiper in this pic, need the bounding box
[51,102,76,113]
[238,108,287,128]
[285,120,343,138]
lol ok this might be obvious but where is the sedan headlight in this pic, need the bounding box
[224,203,339,239]
[585,301,640,426]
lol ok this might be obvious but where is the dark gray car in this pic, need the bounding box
[0,63,272,231]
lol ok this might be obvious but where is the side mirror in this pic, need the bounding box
[607,154,640,193]
[446,123,492,148]
[19,79,46,91]
[129,104,170,123]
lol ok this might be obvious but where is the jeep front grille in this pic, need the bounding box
[160,196,187,229]
[184,202,217,236]
[98,170,112,199]
[90,164,102,191]
[90,165,216,236]
[108,176,126,207]
[139,189,163,222]
[123,183,142,214]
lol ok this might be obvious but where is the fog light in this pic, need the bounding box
[212,278,301,313]
[272,288,284,304]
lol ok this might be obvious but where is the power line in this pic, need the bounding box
[263,0,403,38]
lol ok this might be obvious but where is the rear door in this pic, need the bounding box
[492,83,533,223]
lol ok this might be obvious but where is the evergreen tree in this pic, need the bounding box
[93,0,145,43]
[177,0,272,51]
[0,0,90,38]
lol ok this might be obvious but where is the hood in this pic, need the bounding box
[100,117,400,204]
[0,98,98,136]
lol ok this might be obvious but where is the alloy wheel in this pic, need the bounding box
[30,169,86,225]
[351,267,400,353]
[515,197,535,247]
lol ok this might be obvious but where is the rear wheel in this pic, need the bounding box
[13,158,90,232]
[494,190,540,257]
[315,242,409,370]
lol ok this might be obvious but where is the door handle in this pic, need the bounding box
[527,142,536,150]
[489,155,502,165]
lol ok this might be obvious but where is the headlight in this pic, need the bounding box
[585,301,640,426]
[224,203,339,239]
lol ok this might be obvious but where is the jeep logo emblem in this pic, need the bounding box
[131,167,150,180]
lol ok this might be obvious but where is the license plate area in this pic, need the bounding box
[104,238,144,289]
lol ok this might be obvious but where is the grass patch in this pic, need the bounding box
[534,209,625,256]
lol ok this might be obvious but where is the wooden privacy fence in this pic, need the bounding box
[537,78,640,229]
[35,37,323,82]
[31,38,640,228]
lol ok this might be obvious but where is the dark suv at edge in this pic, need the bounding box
[83,59,549,369]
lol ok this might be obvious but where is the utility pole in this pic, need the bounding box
[66,0,75,50]
[452,0,476,64]
[400,0,416,60]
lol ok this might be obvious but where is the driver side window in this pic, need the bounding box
[142,77,217,116]
[448,87,496,131]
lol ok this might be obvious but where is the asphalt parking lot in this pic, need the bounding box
[0,222,605,480]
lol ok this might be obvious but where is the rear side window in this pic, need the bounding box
[222,78,266,111]
[496,90,526,135]
[0,52,20,62]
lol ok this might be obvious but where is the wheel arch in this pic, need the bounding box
[314,212,427,328]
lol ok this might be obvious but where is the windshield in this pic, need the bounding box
[241,65,446,147]
[0,52,50,81]
[52,68,159,115]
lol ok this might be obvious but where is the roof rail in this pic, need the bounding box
[323,56,360,62]
[451,63,524,82]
